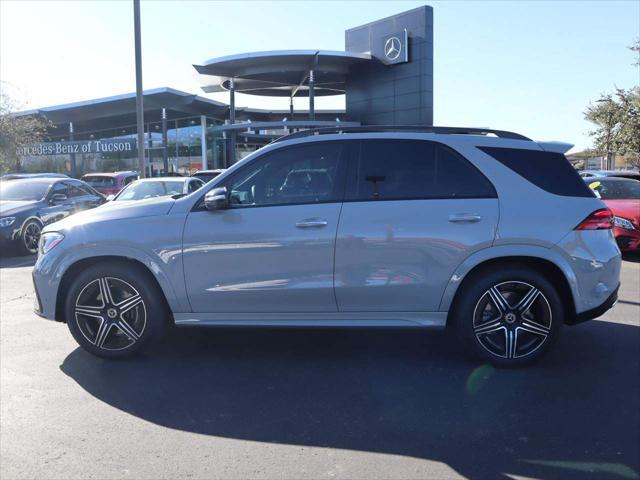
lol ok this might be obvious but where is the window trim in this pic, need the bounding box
[344,139,498,203]
[193,140,351,211]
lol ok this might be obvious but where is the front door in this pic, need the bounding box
[182,141,349,313]
[334,139,499,312]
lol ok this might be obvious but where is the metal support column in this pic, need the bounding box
[308,70,315,121]
[228,78,236,167]
[161,108,168,174]
[133,0,146,178]
[200,115,208,171]
[69,122,77,177]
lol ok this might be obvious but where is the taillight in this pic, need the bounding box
[575,208,614,230]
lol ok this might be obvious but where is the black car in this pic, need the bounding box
[0,178,105,254]
[190,169,226,183]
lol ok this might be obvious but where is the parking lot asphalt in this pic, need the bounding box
[0,253,638,480]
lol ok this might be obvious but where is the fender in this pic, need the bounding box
[11,215,43,241]
[37,242,189,320]
[438,244,578,312]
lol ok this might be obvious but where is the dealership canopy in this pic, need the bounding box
[194,50,372,97]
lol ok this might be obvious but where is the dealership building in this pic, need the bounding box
[15,6,433,177]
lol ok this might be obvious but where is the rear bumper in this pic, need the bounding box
[569,284,619,325]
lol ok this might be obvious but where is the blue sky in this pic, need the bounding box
[1,1,638,151]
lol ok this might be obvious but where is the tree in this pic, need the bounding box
[613,87,640,168]
[584,40,640,169]
[0,84,51,174]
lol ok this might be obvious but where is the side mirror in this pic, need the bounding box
[106,194,115,202]
[204,187,229,211]
[50,193,68,204]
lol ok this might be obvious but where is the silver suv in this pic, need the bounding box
[32,127,621,366]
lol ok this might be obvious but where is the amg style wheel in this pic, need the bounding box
[454,267,562,367]
[21,219,42,255]
[65,262,167,358]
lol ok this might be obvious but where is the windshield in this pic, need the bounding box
[83,176,116,188]
[115,181,184,201]
[587,179,640,200]
[0,181,50,201]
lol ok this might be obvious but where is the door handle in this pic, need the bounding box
[449,213,482,223]
[296,219,328,228]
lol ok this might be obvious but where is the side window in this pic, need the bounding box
[49,182,69,198]
[348,140,496,201]
[479,147,594,198]
[66,182,87,198]
[188,180,203,193]
[226,142,345,207]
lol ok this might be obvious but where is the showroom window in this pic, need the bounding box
[347,140,496,201]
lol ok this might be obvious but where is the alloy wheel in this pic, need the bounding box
[23,222,41,252]
[472,281,552,359]
[74,277,146,351]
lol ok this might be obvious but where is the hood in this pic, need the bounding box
[0,200,39,217]
[44,196,175,233]
[604,199,640,222]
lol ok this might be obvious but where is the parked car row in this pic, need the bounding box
[1,172,213,254]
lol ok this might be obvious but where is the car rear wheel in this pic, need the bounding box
[453,267,563,367]
[65,261,167,358]
[20,219,42,255]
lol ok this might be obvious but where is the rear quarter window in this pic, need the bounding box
[479,147,595,198]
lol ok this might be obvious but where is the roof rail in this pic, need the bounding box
[273,125,531,143]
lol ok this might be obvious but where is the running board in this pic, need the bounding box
[173,312,447,329]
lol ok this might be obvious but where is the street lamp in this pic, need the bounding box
[133,0,145,178]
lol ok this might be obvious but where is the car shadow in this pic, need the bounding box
[60,322,640,479]
[622,252,640,263]
[0,253,36,268]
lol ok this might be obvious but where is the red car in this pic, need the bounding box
[81,171,138,197]
[586,177,640,251]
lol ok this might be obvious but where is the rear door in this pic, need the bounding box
[334,139,499,312]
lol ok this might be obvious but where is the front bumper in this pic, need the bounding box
[569,284,619,325]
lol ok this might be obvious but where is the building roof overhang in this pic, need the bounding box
[194,50,372,97]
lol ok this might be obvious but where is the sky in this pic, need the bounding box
[1,0,639,152]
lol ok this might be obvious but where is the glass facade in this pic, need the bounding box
[19,115,226,177]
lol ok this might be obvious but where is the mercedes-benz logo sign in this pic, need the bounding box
[384,36,402,61]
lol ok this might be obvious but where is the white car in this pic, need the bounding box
[109,177,204,202]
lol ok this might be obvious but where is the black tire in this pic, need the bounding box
[65,261,168,359]
[20,219,42,255]
[452,266,563,367]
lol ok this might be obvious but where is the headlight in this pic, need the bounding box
[613,216,635,230]
[38,232,65,255]
[0,217,16,228]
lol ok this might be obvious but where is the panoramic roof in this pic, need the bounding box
[194,50,372,97]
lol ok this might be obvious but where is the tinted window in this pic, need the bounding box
[124,175,137,185]
[188,180,203,193]
[49,182,69,198]
[226,143,344,207]
[479,147,594,198]
[65,182,86,198]
[347,140,496,201]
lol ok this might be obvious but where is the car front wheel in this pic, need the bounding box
[65,261,167,358]
[453,267,563,367]
[20,219,42,255]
